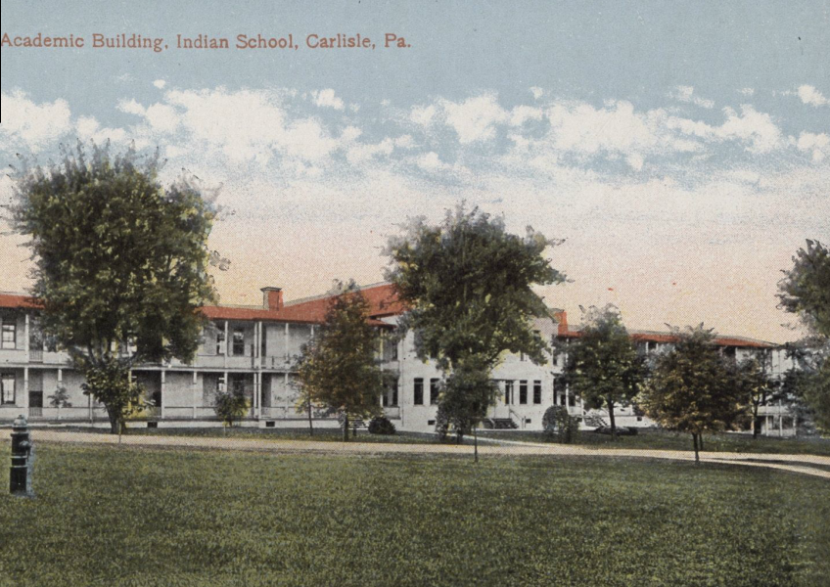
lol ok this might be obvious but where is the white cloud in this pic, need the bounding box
[416,151,453,172]
[796,131,830,163]
[797,85,829,107]
[0,90,72,151]
[312,89,345,111]
[738,88,755,97]
[153,80,167,89]
[75,116,127,144]
[440,94,509,143]
[667,105,782,154]
[670,85,715,109]
[410,104,436,127]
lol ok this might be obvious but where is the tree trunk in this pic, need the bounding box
[692,433,700,465]
[352,422,357,439]
[343,414,349,442]
[106,405,120,435]
[473,424,479,463]
[307,401,314,437]
[752,404,761,439]
[699,434,704,451]
[607,398,617,439]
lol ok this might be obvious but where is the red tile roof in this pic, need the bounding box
[0,293,41,310]
[557,324,773,349]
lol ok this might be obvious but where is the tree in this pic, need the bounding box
[11,141,216,433]
[779,240,830,433]
[779,239,830,339]
[296,280,385,442]
[733,356,779,439]
[638,326,747,464]
[385,205,565,447]
[47,385,72,421]
[214,389,250,431]
[560,305,646,438]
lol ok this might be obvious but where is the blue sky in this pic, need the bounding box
[1,0,828,342]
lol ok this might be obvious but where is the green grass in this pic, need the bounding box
[1,443,828,587]
[479,428,830,456]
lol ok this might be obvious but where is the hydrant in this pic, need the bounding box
[10,414,35,497]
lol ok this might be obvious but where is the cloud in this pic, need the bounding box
[797,85,828,107]
[669,85,715,109]
[153,80,167,89]
[667,105,782,154]
[796,131,830,163]
[0,90,72,151]
[738,88,755,97]
[440,94,509,144]
[75,116,127,144]
[312,89,345,111]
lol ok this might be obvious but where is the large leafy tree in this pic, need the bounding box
[638,326,747,463]
[385,205,565,443]
[296,280,385,441]
[560,305,646,438]
[778,240,830,434]
[11,142,216,433]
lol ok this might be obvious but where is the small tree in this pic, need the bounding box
[386,204,565,448]
[542,405,579,444]
[214,389,249,431]
[47,385,73,421]
[638,325,747,464]
[10,142,217,434]
[560,305,646,438]
[733,356,779,439]
[296,280,385,442]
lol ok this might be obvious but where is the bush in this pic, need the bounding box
[542,405,579,444]
[214,390,249,428]
[368,416,396,435]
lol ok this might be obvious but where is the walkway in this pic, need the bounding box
[29,429,830,480]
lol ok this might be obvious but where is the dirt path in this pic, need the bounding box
[28,429,830,480]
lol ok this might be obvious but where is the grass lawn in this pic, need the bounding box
[1,444,828,587]
[479,428,830,456]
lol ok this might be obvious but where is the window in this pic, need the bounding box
[232,374,245,394]
[216,375,226,394]
[232,328,245,356]
[2,323,16,349]
[533,381,542,404]
[1,374,15,405]
[504,381,513,405]
[414,378,424,405]
[569,395,576,407]
[519,381,528,404]
[216,325,226,355]
[261,327,267,357]
[430,378,440,405]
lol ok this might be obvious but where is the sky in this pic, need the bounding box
[0,0,828,343]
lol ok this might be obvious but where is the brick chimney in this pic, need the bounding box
[261,287,283,311]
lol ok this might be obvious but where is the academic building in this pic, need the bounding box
[0,283,797,436]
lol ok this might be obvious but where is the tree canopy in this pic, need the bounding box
[11,142,216,432]
[385,205,565,441]
[638,326,747,463]
[779,239,830,339]
[560,305,646,437]
[296,280,385,441]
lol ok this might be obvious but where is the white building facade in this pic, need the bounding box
[0,284,799,436]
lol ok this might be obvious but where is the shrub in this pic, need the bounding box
[542,405,579,444]
[368,416,397,435]
[214,390,249,428]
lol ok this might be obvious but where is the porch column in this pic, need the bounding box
[24,314,30,362]
[160,370,166,419]
[57,368,63,421]
[224,321,229,368]
[284,323,290,363]
[192,371,198,419]
[22,367,30,410]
